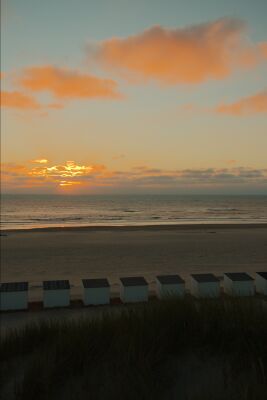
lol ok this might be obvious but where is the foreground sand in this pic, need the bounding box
[1,224,267,301]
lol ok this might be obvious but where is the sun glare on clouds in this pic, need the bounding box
[1,160,267,194]
[28,161,95,188]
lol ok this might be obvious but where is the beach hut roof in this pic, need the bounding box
[82,278,110,288]
[224,272,253,281]
[0,282,28,292]
[256,272,267,280]
[120,277,148,287]
[43,280,70,290]
[156,275,185,284]
[191,273,219,283]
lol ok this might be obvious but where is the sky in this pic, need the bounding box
[1,0,267,194]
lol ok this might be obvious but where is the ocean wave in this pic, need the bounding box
[207,208,241,212]
[2,195,267,229]
[99,217,125,221]
[29,217,83,222]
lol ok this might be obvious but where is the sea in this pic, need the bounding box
[1,194,267,230]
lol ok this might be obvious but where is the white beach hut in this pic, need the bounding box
[82,278,110,305]
[0,282,28,311]
[255,272,267,295]
[224,273,254,297]
[190,274,220,298]
[156,275,185,299]
[43,280,70,308]
[120,277,148,303]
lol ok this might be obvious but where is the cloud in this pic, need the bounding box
[259,42,267,59]
[2,161,267,193]
[1,161,109,192]
[18,65,121,99]
[2,66,121,113]
[91,18,267,84]
[1,163,28,174]
[1,90,42,110]
[1,90,64,111]
[216,90,267,116]
[31,159,49,164]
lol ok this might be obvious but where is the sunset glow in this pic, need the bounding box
[1,4,267,398]
[1,0,267,194]
[26,161,95,188]
[1,159,267,194]
[31,159,49,164]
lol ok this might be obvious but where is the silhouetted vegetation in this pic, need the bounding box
[1,296,267,399]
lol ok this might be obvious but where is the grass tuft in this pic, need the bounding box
[1,296,267,399]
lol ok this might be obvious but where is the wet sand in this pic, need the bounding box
[1,224,267,302]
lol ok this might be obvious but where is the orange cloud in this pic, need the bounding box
[27,160,108,188]
[1,160,109,192]
[0,90,64,111]
[31,159,49,164]
[19,66,121,99]
[216,90,267,116]
[92,18,266,84]
[2,161,267,193]
[1,163,28,173]
[1,90,41,109]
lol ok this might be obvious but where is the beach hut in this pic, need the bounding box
[224,273,254,297]
[156,275,185,299]
[43,280,70,308]
[82,278,110,305]
[224,272,255,296]
[190,274,220,298]
[0,282,28,311]
[120,277,148,303]
[255,272,267,295]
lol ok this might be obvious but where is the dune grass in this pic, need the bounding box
[1,296,267,400]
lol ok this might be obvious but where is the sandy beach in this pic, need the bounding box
[1,224,267,302]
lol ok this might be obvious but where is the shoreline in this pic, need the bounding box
[2,223,267,308]
[2,222,267,234]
